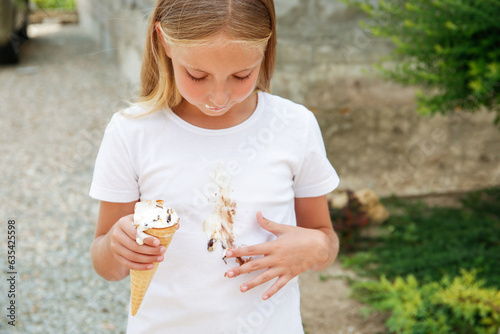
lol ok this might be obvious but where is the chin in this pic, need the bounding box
[204,105,228,113]
[200,102,237,116]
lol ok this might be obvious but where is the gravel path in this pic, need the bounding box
[0,23,131,334]
[0,23,385,334]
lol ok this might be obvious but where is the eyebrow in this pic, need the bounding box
[186,63,260,75]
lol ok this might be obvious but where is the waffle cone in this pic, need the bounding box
[130,223,179,316]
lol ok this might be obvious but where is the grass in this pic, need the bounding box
[340,187,500,289]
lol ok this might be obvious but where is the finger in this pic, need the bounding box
[120,215,141,240]
[119,216,162,247]
[143,236,161,247]
[122,239,167,256]
[115,253,155,271]
[262,275,291,300]
[225,242,273,259]
[113,227,166,256]
[226,256,272,278]
[256,211,285,236]
[113,242,165,266]
[240,267,281,293]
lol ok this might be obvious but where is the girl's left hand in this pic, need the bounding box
[224,211,333,300]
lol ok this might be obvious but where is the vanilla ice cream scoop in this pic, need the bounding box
[130,200,180,316]
[133,200,180,245]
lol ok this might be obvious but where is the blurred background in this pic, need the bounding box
[0,0,499,333]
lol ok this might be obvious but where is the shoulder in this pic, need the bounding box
[106,104,167,135]
[259,92,317,127]
[261,92,310,113]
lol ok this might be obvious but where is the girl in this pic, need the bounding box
[90,0,340,333]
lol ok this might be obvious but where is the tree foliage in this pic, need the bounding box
[343,0,500,125]
[32,0,75,10]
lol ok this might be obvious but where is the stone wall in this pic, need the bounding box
[77,0,500,197]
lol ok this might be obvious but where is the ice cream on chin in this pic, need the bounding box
[133,200,180,245]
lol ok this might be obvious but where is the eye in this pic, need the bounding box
[186,71,205,82]
[234,73,252,81]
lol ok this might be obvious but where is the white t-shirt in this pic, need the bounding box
[89,92,339,334]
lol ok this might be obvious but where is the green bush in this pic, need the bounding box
[33,0,75,10]
[343,0,500,125]
[342,188,500,288]
[352,270,500,334]
[461,187,500,219]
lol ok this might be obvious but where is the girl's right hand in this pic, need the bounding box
[108,214,167,271]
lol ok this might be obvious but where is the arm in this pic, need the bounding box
[294,195,339,271]
[91,201,167,281]
[225,195,339,299]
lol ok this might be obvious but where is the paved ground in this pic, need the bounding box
[0,23,387,333]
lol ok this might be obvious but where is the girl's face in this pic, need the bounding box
[160,31,266,126]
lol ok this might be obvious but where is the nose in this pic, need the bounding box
[209,83,229,107]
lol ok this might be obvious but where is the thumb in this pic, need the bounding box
[256,211,284,236]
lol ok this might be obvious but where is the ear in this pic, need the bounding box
[155,21,171,58]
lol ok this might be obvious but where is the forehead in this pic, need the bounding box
[169,34,266,72]
[175,32,268,53]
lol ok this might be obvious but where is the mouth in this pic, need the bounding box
[205,104,227,113]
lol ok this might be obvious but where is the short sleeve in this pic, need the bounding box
[89,113,140,203]
[293,113,339,198]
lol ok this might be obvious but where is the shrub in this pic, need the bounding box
[32,0,75,10]
[343,191,500,288]
[329,190,371,249]
[343,0,500,125]
[353,270,500,334]
[461,187,500,219]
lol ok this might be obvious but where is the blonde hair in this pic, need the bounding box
[135,0,277,116]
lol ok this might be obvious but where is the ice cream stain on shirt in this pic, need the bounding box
[203,163,247,266]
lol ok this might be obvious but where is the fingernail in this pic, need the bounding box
[146,264,154,269]
[226,271,234,278]
[153,239,160,246]
[241,285,248,292]
[263,294,269,300]
[160,246,166,253]
[226,250,233,257]
[157,256,164,262]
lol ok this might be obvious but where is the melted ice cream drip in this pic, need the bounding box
[203,164,246,265]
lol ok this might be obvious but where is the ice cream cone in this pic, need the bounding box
[130,223,179,316]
